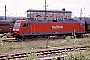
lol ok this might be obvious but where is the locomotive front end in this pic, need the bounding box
[13,22,20,34]
[12,20,29,39]
[12,20,22,39]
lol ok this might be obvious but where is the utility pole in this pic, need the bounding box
[45,0,48,48]
[5,5,7,20]
[45,0,46,20]
[80,8,82,20]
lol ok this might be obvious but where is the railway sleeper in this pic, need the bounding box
[0,58,6,60]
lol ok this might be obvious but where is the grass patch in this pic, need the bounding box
[0,37,90,54]
[65,48,90,60]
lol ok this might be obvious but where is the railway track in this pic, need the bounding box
[0,45,89,60]
[2,38,17,42]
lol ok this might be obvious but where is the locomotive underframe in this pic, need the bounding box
[13,31,85,40]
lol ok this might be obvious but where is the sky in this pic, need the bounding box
[0,0,90,17]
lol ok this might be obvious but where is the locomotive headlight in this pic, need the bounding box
[16,29,19,31]
[13,29,19,31]
[13,28,15,31]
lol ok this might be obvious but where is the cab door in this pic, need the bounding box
[21,23,29,34]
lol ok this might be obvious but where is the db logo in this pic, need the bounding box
[51,25,63,29]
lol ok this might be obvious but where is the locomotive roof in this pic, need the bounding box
[28,19,79,23]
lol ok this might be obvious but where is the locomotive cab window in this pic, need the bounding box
[23,23,29,28]
[14,22,20,27]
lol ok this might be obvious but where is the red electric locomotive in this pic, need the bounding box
[12,19,85,40]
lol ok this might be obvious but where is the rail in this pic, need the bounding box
[0,45,89,60]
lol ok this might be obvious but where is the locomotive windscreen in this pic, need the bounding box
[14,22,20,27]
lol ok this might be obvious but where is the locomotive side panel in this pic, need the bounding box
[49,22,79,33]
[29,22,81,35]
[30,23,49,33]
[79,23,85,33]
